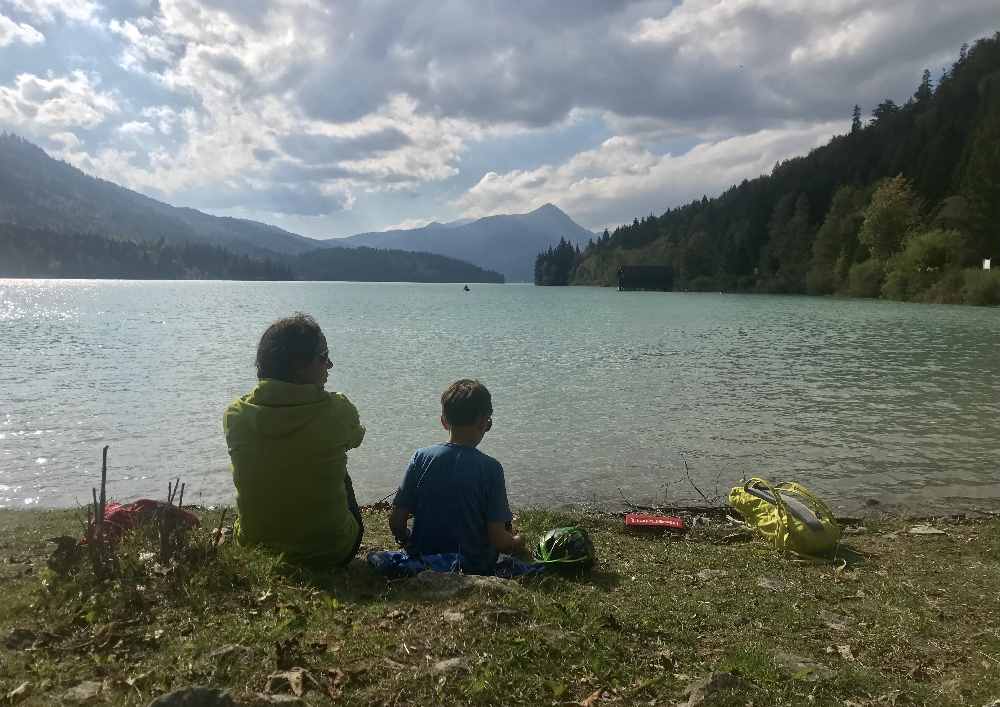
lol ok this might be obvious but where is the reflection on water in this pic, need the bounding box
[1,279,998,511]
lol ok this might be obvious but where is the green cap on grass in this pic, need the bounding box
[533,526,595,570]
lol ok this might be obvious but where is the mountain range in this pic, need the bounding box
[0,134,320,257]
[329,204,595,281]
[0,133,593,282]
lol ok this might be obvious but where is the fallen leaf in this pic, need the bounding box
[442,610,464,622]
[837,644,856,661]
[908,525,946,535]
[757,576,784,592]
[431,657,468,674]
[61,680,103,704]
[577,688,603,706]
[5,682,30,703]
[125,672,151,688]
[696,569,728,581]
[266,668,308,697]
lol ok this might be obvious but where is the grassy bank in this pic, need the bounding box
[1,507,998,706]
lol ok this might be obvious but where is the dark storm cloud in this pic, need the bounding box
[293,1,999,132]
[176,180,351,217]
[278,127,412,164]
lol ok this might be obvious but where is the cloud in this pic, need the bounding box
[0,0,995,234]
[5,0,100,25]
[454,122,842,229]
[290,1,997,133]
[117,120,154,136]
[0,70,118,129]
[0,13,44,46]
[176,180,356,217]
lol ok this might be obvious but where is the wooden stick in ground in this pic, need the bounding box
[177,482,185,509]
[95,446,109,560]
[91,487,99,545]
[682,457,712,504]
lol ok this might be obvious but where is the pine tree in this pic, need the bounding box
[851,104,863,133]
[914,69,933,103]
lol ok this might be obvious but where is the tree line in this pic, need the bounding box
[0,225,293,280]
[0,224,505,283]
[536,34,1000,305]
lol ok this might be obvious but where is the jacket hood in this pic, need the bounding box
[231,379,336,440]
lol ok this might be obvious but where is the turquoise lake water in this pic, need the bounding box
[1,279,998,511]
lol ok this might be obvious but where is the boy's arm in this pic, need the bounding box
[389,505,411,546]
[487,521,526,555]
[390,452,421,547]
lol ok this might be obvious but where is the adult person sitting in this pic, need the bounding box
[223,313,365,567]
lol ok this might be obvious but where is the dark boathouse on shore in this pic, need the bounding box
[617,265,673,291]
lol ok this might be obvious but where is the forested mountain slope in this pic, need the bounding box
[0,135,320,257]
[0,136,505,282]
[538,34,1000,305]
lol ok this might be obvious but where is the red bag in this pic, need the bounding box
[85,499,200,543]
[624,513,686,533]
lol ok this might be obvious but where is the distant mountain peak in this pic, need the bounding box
[333,201,594,281]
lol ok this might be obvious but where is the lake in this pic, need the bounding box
[2,279,998,512]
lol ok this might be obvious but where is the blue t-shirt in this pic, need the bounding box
[393,442,513,575]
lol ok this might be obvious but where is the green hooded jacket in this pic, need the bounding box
[223,379,365,564]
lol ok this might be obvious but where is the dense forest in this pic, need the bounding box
[536,34,1000,305]
[0,224,505,282]
[293,246,504,283]
[0,225,293,280]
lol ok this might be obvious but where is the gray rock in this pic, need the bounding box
[431,657,469,674]
[683,671,748,706]
[147,686,235,707]
[62,681,104,704]
[6,682,30,704]
[773,652,834,682]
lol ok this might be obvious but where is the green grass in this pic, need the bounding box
[1,507,998,705]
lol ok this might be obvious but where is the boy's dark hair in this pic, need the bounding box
[441,379,493,427]
[256,313,324,382]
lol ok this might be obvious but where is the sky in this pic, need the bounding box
[0,1,995,240]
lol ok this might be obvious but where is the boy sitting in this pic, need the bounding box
[389,379,525,575]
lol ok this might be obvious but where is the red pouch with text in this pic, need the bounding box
[624,513,686,533]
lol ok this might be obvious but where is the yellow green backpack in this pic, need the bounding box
[728,477,841,558]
